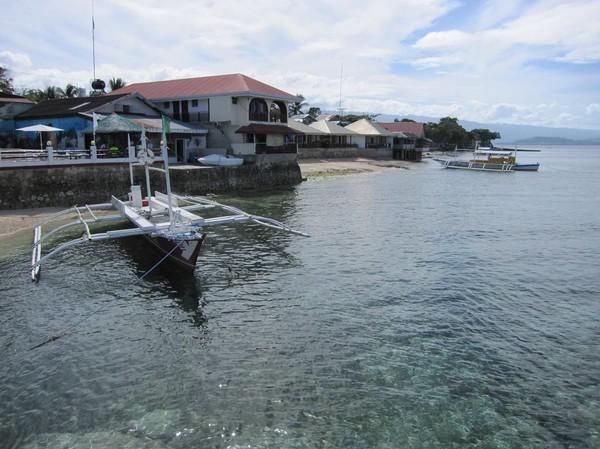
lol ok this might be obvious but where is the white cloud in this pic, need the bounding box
[0,51,32,68]
[413,30,471,50]
[586,104,600,114]
[1,0,599,129]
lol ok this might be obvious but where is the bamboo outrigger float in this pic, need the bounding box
[31,132,309,280]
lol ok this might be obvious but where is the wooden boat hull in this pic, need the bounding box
[142,233,206,271]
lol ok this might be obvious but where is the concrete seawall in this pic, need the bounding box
[0,162,303,210]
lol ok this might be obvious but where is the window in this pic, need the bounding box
[163,102,170,109]
[191,99,198,107]
[249,98,268,122]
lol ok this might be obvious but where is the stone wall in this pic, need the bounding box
[298,147,358,159]
[0,162,303,210]
[298,147,394,160]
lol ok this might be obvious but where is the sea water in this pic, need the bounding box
[0,146,599,448]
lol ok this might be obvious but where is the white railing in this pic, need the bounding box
[0,146,139,168]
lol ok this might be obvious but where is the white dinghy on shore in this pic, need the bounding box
[197,154,244,166]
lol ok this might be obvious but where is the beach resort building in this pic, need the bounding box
[13,93,206,157]
[109,73,302,163]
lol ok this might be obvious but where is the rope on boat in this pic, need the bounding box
[28,241,183,351]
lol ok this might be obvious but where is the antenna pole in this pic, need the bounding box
[338,64,343,119]
[92,0,96,80]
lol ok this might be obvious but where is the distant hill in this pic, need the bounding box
[371,114,600,144]
[512,136,600,146]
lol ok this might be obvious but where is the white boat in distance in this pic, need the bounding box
[198,154,244,166]
[437,146,540,172]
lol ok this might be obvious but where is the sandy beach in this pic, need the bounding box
[0,207,64,237]
[0,158,414,237]
[297,157,412,175]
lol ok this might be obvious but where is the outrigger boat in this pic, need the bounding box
[31,136,309,281]
[437,146,540,172]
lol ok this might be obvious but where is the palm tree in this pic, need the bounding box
[0,66,14,93]
[64,84,80,97]
[288,94,308,117]
[109,77,127,92]
[24,86,64,102]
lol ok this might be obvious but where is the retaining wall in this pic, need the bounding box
[0,162,303,210]
[298,147,394,160]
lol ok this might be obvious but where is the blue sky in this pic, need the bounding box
[1,0,599,129]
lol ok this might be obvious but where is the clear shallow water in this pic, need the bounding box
[1,146,599,448]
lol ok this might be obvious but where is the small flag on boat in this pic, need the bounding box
[92,112,98,137]
[162,115,171,135]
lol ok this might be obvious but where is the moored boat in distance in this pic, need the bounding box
[31,134,309,280]
[436,146,540,172]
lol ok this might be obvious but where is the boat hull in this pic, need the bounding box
[142,233,206,271]
[442,161,539,172]
[443,160,514,171]
[512,163,540,171]
[197,154,244,166]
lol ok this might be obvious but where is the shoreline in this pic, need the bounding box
[298,157,412,176]
[0,158,415,237]
[0,207,64,237]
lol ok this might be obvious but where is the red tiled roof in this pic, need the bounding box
[109,73,298,101]
[379,122,425,138]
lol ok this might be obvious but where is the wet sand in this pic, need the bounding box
[0,158,414,236]
[298,157,412,175]
[0,207,64,237]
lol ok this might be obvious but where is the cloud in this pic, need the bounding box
[586,104,600,114]
[0,51,32,68]
[1,0,599,129]
[413,30,471,50]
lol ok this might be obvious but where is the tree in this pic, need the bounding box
[64,84,80,98]
[343,113,379,124]
[469,128,501,146]
[307,106,321,118]
[23,86,65,102]
[109,77,126,91]
[0,66,14,93]
[394,118,416,123]
[288,94,308,117]
[425,117,469,148]
[270,102,283,122]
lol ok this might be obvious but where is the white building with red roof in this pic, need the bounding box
[379,121,428,161]
[110,73,302,162]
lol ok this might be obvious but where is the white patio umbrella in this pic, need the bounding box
[16,124,64,150]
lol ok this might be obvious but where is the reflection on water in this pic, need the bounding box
[1,147,600,448]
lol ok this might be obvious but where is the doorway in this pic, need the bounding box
[176,139,185,162]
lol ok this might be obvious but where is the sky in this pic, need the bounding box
[2,0,600,129]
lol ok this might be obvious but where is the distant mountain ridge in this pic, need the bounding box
[371,114,600,144]
[511,136,600,146]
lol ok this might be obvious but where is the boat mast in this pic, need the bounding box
[160,141,175,228]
